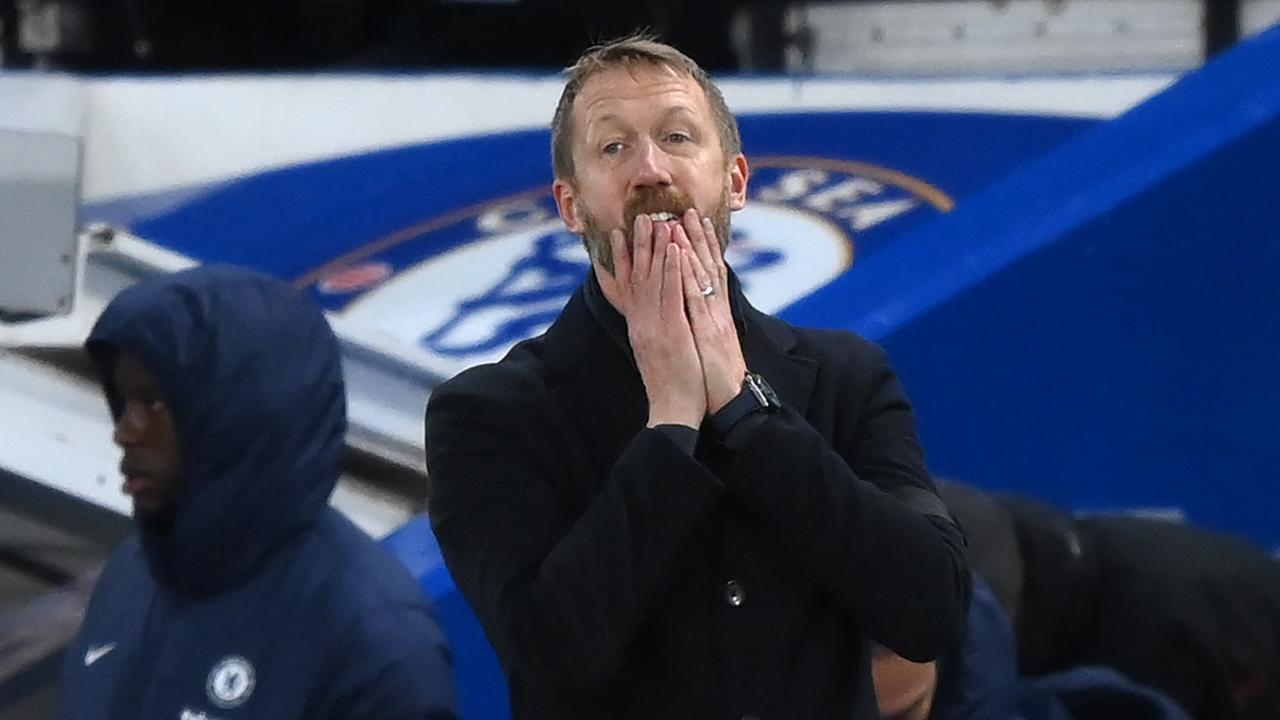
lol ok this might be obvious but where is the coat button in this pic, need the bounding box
[723,580,746,607]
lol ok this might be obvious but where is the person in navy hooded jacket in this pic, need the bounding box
[57,265,458,720]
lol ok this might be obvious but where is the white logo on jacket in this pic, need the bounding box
[206,655,255,709]
[83,643,116,666]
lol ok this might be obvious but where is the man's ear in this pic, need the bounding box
[553,177,584,233]
[728,153,749,211]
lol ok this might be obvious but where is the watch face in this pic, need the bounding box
[747,373,781,409]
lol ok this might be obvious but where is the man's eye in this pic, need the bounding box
[129,393,165,411]
[666,132,691,144]
[602,142,624,155]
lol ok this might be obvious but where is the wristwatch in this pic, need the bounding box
[707,372,782,441]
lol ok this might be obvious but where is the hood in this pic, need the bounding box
[86,264,346,596]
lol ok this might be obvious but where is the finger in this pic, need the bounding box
[632,213,652,284]
[651,220,672,279]
[702,217,729,283]
[661,243,684,320]
[670,216,694,253]
[609,228,631,284]
[680,248,714,333]
[684,209,716,286]
[672,223,713,295]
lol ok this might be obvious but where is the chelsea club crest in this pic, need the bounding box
[305,156,952,378]
[206,655,256,709]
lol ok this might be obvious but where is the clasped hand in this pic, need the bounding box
[605,209,748,429]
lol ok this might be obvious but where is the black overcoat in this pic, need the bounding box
[426,281,970,720]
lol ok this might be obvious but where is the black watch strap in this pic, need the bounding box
[707,373,781,441]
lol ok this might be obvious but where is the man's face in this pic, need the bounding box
[553,62,749,273]
[111,352,182,530]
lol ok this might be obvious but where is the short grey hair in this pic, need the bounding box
[550,34,742,183]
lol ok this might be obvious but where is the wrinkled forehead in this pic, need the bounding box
[573,62,712,134]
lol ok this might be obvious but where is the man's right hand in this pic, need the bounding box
[609,214,707,429]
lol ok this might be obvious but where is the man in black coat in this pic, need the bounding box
[425,36,971,719]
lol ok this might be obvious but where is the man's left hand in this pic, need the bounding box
[674,208,748,415]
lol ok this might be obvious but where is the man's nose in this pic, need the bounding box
[112,402,145,447]
[629,137,672,190]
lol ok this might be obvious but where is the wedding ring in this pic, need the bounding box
[700,285,716,298]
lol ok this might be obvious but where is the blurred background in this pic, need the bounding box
[2,1,1279,718]
[3,0,1280,71]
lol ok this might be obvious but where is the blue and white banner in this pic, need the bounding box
[86,110,1093,377]
[63,64,1280,558]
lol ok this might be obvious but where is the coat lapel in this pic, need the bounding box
[541,288,649,489]
[738,300,819,419]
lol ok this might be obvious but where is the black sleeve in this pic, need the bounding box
[653,423,699,455]
[712,343,971,662]
[425,367,724,692]
[935,480,1025,624]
